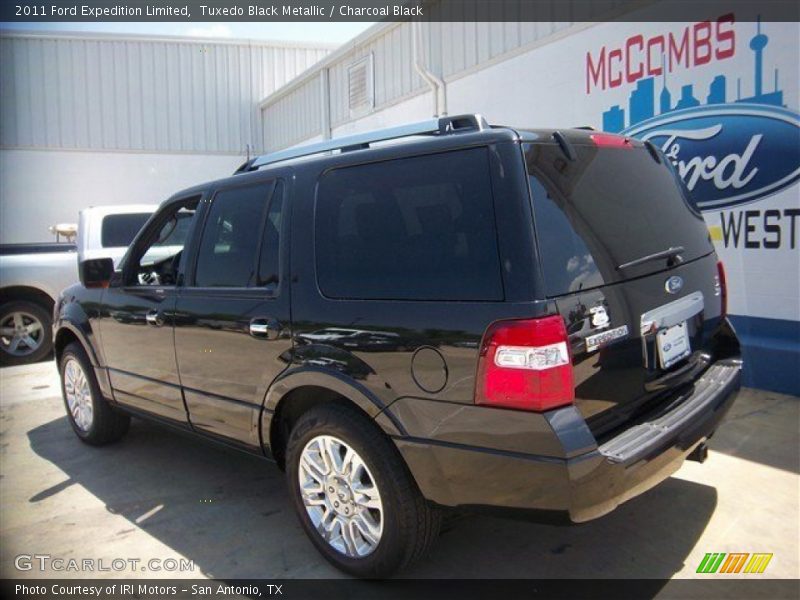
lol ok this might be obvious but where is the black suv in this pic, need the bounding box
[54,115,741,577]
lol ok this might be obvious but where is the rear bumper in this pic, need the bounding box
[392,358,741,522]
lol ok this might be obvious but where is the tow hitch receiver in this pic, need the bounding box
[688,442,709,463]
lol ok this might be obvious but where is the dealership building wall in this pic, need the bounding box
[0,18,797,395]
[258,16,800,395]
[0,31,332,243]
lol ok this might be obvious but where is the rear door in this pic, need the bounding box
[173,178,290,449]
[524,137,724,439]
[290,144,530,416]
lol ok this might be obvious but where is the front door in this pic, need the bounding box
[99,195,202,423]
[173,179,291,449]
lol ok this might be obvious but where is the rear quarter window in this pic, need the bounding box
[315,148,504,301]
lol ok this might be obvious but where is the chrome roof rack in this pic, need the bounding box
[243,113,490,172]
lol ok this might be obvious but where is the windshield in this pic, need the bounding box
[524,141,713,297]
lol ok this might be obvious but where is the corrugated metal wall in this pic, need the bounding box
[325,21,576,129]
[262,75,322,150]
[0,32,331,154]
[259,0,634,153]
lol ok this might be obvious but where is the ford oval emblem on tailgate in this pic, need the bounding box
[665,276,684,294]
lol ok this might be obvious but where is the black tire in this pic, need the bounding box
[0,300,53,366]
[285,403,441,578]
[59,342,130,445]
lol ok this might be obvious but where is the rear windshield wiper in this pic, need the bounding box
[617,246,684,271]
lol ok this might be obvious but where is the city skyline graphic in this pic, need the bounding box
[602,20,785,133]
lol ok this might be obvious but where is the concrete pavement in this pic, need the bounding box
[0,361,798,582]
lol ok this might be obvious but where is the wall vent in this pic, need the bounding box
[348,54,374,116]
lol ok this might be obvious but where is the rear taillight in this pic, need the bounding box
[716,260,727,319]
[590,133,633,148]
[475,316,575,412]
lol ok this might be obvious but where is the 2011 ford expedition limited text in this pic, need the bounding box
[54,115,742,578]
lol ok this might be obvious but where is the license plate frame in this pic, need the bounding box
[657,321,691,369]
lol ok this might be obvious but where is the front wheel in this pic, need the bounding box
[285,403,440,578]
[59,342,130,445]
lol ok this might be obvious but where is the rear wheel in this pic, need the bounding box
[285,403,440,578]
[59,342,130,445]
[0,301,53,366]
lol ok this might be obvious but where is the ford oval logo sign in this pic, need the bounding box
[665,276,684,295]
[623,104,800,211]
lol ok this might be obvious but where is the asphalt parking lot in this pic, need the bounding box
[1,361,798,585]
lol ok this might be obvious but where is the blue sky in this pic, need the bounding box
[0,22,374,45]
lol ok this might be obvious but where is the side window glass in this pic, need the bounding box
[257,181,284,290]
[315,148,503,301]
[132,198,200,287]
[194,183,273,288]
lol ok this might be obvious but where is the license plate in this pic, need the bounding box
[657,321,691,369]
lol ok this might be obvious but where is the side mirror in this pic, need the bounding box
[79,258,114,288]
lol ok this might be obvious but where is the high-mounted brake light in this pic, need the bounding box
[716,260,727,319]
[590,133,632,148]
[475,316,575,412]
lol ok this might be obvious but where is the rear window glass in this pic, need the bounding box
[315,148,503,301]
[101,213,151,248]
[525,142,713,297]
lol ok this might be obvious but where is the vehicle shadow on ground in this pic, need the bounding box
[28,416,717,581]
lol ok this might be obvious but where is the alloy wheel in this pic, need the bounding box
[64,358,94,432]
[0,311,44,357]
[298,435,384,558]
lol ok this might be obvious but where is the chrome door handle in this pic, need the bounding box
[249,322,269,335]
[146,311,164,327]
[249,318,282,340]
